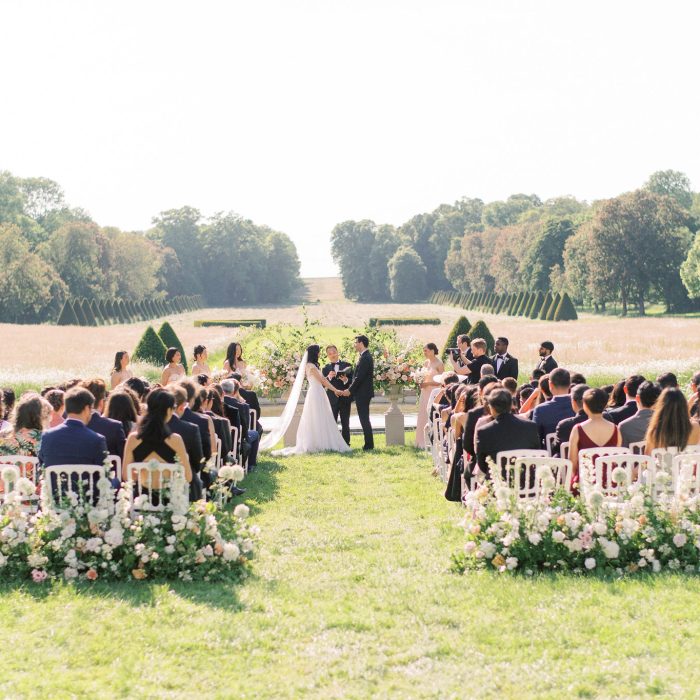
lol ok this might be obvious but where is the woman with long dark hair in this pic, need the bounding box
[689,371,700,419]
[161,347,186,386]
[110,351,133,389]
[104,391,138,437]
[122,389,192,485]
[223,342,245,375]
[645,387,700,452]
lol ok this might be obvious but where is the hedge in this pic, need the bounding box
[158,321,188,372]
[554,292,579,321]
[442,315,471,358]
[57,300,79,326]
[368,317,441,327]
[193,319,267,329]
[132,326,168,367]
[468,319,495,355]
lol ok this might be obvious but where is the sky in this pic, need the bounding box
[1,0,699,276]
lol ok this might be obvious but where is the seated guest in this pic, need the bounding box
[551,384,590,457]
[534,341,557,374]
[464,338,491,385]
[178,380,214,471]
[474,388,540,479]
[569,388,621,488]
[45,389,66,428]
[570,372,586,386]
[604,375,645,424]
[161,347,186,386]
[463,376,500,479]
[0,392,52,457]
[619,381,661,448]
[519,374,552,415]
[2,387,16,422]
[689,371,700,419]
[221,379,260,468]
[657,372,678,390]
[608,380,626,409]
[491,337,519,381]
[502,377,518,402]
[195,374,210,387]
[39,388,108,469]
[529,368,545,389]
[124,377,149,404]
[82,379,127,459]
[226,371,262,431]
[480,364,495,378]
[104,391,138,437]
[110,350,133,389]
[204,389,233,460]
[165,386,205,500]
[192,386,218,463]
[0,394,9,437]
[531,368,575,446]
[122,389,192,491]
[191,345,211,377]
[645,388,700,453]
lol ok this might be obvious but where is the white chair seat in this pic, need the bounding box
[127,462,188,512]
[511,456,574,498]
[43,464,108,510]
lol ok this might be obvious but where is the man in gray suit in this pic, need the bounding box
[619,381,661,447]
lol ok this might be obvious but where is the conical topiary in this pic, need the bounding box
[553,292,579,321]
[467,319,495,355]
[442,315,472,359]
[132,325,168,367]
[529,291,545,319]
[81,298,97,326]
[538,292,554,320]
[546,292,562,321]
[118,300,132,324]
[157,321,187,372]
[71,298,87,326]
[516,292,530,316]
[90,299,104,325]
[57,299,79,326]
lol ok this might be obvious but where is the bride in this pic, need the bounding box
[260,344,352,455]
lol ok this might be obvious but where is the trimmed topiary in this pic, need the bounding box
[157,321,188,371]
[546,293,562,321]
[91,299,105,325]
[528,291,544,319]
[467,319,495,355]
[442,315,472,359]
[57,299,79,326]
[71,298,87,326]
[516,292,531,316]
[538,292,554,320]
[132,325,168,367]
[554,292,579,321]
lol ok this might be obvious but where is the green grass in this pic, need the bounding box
[3,435,700,698]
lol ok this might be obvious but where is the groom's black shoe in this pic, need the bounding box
[362,445,374,451]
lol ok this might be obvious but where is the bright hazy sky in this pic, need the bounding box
[2,1,699,276]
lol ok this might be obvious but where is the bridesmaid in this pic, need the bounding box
[110,351,134,389]
[223,342,246,376]
[416,343,444,449]
[161,348,186,386]
[191,345,211,377]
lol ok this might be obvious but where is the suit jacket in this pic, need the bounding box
[88,411,126,459]
[39,418,108,467]
[465,355,491,385]
[182,407,212,460]
[604,400,637,426]
[224,396,252,434]
[464,405,487,459]
[168,414,204,473]
[207,411,233,457]
[475,413,540,476]
[349,350,374,401]
[619,408,653,447]
[322,361,353,408]
[535,355,558,374]
[531,395,576,447]
[551,410,587,456]
[491,353,519,381]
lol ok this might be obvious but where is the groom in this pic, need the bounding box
[341,334,374,451]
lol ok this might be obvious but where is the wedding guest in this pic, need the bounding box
[195,374,210,387]
[657,372,678,390]
[81,379,127,459]
[474,388,539,480]
[110,351,133,389]
[464,339,491,385]
[534,341,557,374]
[178,380,213,469]
[204,389,233,461]
[515,384,534,411]
[502,377,518,398]
[104,391,138,437]
[161,348,186,386]
[448,334,473,377]
[416,343,444,449]
[480,364,495,378]
[2,388,15,421]
[45,389,66,428]
[529,369,545,388]
[0,392,52,457]
[166,385,205,500]
[226,371,262,431]
[463,376,500,476]
[570,372,587,386]
[0,394,9,437]
[531,368,575,446]
[689,371,700,419]
[607,380,626,409]
[645,388,700,453]
[122,389,192,489]
[192,386,218,464]
[619,381,661,448]
[550,384,590,457]
[221,379,260,468]
[491,337,519,381]
[191,345,211,377]
[39,388,108,468]
[519,374,552,416]
[569,388,621,488]
[604,375,645,425]
[322,344,354,446]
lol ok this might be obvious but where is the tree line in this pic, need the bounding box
[331,170,700,315]
[0,171,301,324]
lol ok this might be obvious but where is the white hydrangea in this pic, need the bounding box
[233,504,250,519]
[673,533,688,548]
[222,542,240,561]
[506,557,518,570]
[552,530,566,543]
[527,532,542,546]
[104,528,123,547]
[479,541,497,558]
[584,557,596,570]
[63,567,78,579]
[600,538,620,559]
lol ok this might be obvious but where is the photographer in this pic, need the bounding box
[448,334,473,377]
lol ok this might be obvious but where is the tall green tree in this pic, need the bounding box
[388,247,427,302]
[645,170,693,210]
[331,220,377,301]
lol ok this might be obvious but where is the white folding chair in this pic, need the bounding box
[229,425,240,464]
[0,455,40,485]
[629,441,646,455]
[43,464,108,510]
[560,442,570,460]
[650,445,700,475]
[495,449,548,482]
[672,453,700,499]
[214,437,222,470]
[511,456,573,499]
[127,462,188,512]
[445,428,456,484]
[577,447,631,496]
[545,433,557,457]
[106,454,122,483]
[0,464,20,503]
[591,454,653,498]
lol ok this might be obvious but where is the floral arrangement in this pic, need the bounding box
[453,463,700,577]
[0,469,256,584]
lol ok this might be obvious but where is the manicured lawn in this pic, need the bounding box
[2,433,700,698]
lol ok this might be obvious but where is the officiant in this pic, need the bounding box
[322,344,353,445]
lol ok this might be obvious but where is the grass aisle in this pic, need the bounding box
[2,436,700,698]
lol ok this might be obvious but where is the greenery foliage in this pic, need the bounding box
[387,246,428,301]
[132,326,168,367]
[194,319,267,329]
[368,317,441,327]
[441,315,471,358]
[467,320,494,354]
[157,322,188,372]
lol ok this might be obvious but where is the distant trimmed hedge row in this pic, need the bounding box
[430,290,578,322]
[368,317,441,327]
[193,319,267,329]
[56,295,204,326]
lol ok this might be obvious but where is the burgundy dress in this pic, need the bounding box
[571,423,619,491]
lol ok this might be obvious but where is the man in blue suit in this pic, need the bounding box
[82,378,127,459]
[531,368,575,448]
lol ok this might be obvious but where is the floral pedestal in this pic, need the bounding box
[384,384,405,446]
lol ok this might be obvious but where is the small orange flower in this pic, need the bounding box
[492,554,506,568]
[638,515,647,525]
[86,568,98,581]
[132,568,147,580]
[214,542,224,555]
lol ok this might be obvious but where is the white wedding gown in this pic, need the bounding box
[260,353,352,455]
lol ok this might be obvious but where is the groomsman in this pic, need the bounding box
[491,337,519,381]
[322,344,353,445]
[534,341,558,374]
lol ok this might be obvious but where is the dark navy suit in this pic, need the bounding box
[168,414,205,498]
[224,396,259,466]
[531,395,576,447]
[182,407,212,461]
[88,411,126,459]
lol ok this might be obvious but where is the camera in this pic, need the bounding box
[447,348,461,360]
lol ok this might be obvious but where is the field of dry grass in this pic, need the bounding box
[2,277,699,389]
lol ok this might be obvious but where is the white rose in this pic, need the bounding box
[652,559,661,573]
[593,522,607,536]
[164,545,175,555]
[16,477,35,498]
[63,567,78,579]
[222,542,240,561]
[584,557,596,570]
[673,533,688,548]
[601,539,620,559]
[218,465,236,481]
[27,553,48,568]
[638,558,647,567]
[506,557,518,570]
[171,515,186,532]
[528,532,542,546]
[233,504,250,519]
[552,530,566,543]
[479,541,496,558]
[104,528,124,547]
